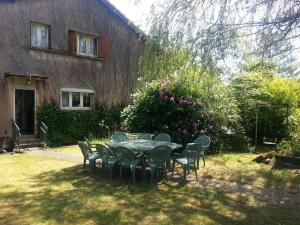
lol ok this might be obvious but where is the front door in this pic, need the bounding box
[15,89,35,134]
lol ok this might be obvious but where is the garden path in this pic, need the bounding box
[29,149,82,163]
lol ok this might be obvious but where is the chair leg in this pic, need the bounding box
[107,164,113,181]
[166,159,171,171]
[131,166,136,184]
[142,160,146,181]
[83,159,86,167]
[172,160,176,177]
[183,165,187,181]
[162,165,168,182]
[202,155,205,167]
[119,166,122,180]
[194,163,198,179]
[150,168,155,184]
[197,157,200,169]
[88,160,95,172]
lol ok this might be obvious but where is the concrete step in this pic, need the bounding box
[20,135,36,140]
[18,135,42,149]
[19,139,41,144]
[19,143,41,149]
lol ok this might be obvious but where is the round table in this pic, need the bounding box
[106,139,182,153]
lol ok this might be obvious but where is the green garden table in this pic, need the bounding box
[106,139,182,153]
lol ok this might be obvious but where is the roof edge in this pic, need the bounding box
[97,0,145,37]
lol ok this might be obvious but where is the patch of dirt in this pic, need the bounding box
[171,172,300,205]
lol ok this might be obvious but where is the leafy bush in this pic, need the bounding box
[277,109,300,157]
[38,105,122,146]
[230,62,300,144]
[122,78,248,152]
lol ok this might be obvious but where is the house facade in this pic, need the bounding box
[0,0,145,144]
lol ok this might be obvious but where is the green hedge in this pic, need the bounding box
[38,105,122,146]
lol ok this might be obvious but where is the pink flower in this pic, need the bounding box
[182,129,188,135]
[192,122,198,128]
[159,90,165,98]
[199,129,205,135]
[170,96,175,102]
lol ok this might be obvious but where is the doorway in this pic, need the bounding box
[15,89,35,135]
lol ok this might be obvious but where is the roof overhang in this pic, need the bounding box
[5,72,48,80]
[97,0,146,38]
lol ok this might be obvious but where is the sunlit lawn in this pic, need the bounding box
[0,147,300,225]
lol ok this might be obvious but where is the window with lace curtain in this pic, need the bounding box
[31,23,49,49]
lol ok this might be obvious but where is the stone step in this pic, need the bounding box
[19,138,41,144]
[20,135,37,140]
[18,135,42,149]
[18,142,41,149]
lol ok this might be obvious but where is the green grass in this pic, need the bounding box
[0,149,299,225]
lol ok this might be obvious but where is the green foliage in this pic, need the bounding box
[231,63,300,144]
[122,75,248,152]
[38,105,122,146]
[278,109,300,157]
[138,40,194,85]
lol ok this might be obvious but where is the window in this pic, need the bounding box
[61,92,69,107]
[31,23,49,49]
[61,88,93,110]
[77,34,97,57]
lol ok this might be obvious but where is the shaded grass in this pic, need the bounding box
[0,151,299,225]
[203,152,300,190]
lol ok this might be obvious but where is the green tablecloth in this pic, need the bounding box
[106,139,182,153]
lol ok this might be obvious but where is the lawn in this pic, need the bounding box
[0,147,299,225]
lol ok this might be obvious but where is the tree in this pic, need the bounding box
[142,0,300,76]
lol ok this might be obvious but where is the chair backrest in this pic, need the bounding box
[154,133,171,142]
[149,146,172,164]
[78,141,90,159]
[194,135,211,146]
[138,133,153,140]
[112,132,128,142]
[96,144,115,163]
[114,146,136,165]
[84,137,93,149]
[185,143,201,162]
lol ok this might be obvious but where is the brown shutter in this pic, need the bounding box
[98,37,110,59]
[68,30,76,55]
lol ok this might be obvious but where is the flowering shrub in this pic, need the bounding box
[122,79,248,152]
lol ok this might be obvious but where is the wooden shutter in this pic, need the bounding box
[68,30,76,55]
[98,37,110,59]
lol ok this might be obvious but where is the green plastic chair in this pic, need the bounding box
[84,137,97,151]
[154,133,171,142]
[137,133,153,140]
[114,146,140,184]
[172,143,199,181]
[95,144,118,180]
[194,135,211,168]
[112,132,128,142]
[147,146,172,183]
[78,141,100,171]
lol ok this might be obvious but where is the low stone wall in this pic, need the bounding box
[273,155,300,169]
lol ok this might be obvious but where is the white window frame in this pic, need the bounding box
[31,22,49,49]
[60,88,94,110]
[77,33,98,57]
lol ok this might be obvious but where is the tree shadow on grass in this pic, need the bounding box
[1,165,300,225]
